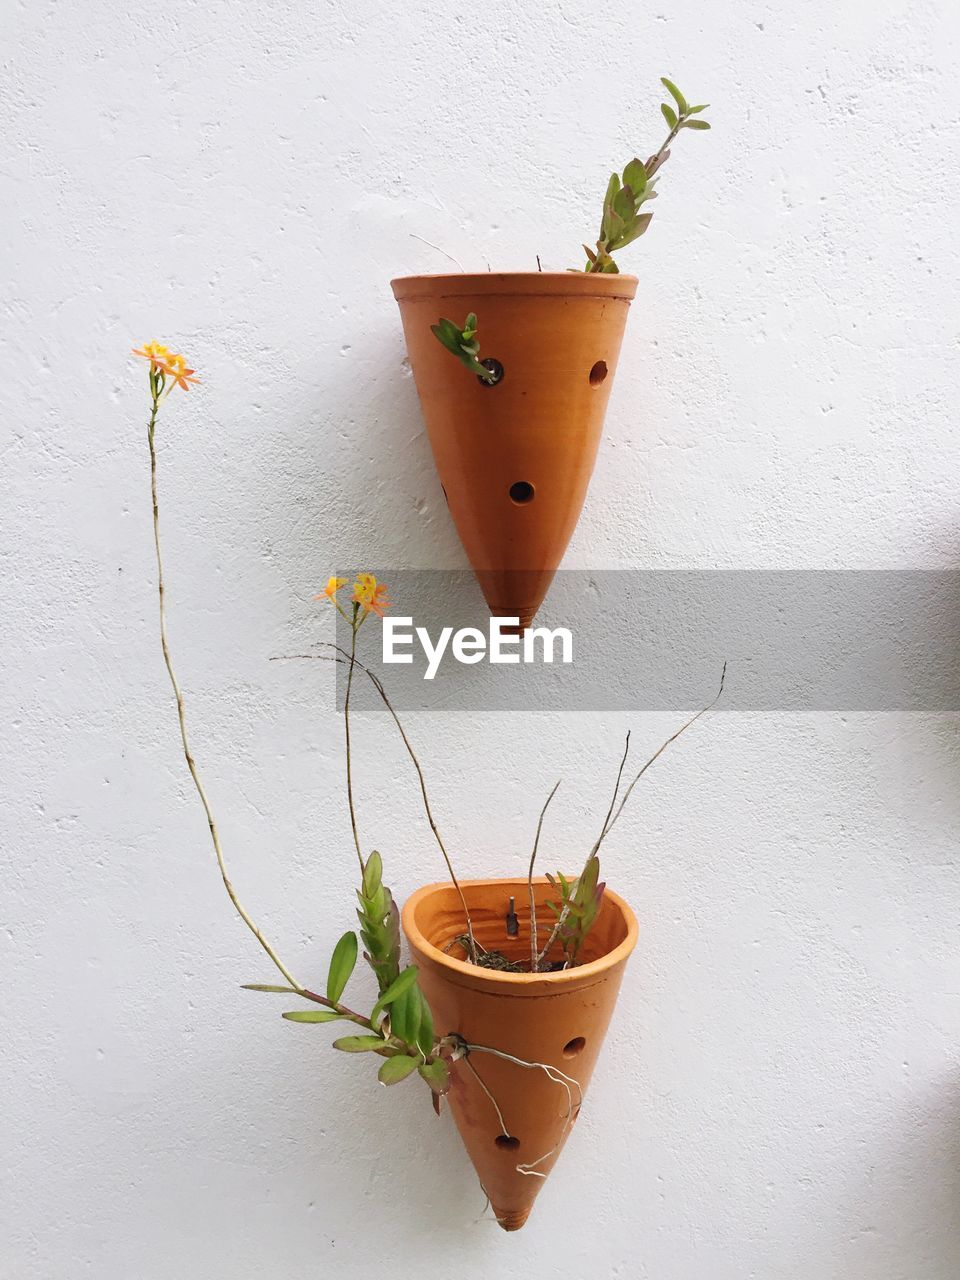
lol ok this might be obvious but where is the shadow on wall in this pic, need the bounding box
[254,315,485,630]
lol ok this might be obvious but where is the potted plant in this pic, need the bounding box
[394,77,712,627]
[134,340,723,1229]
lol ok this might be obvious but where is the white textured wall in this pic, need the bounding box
[3,2,960,1276]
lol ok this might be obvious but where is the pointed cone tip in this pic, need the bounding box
[490,608,539,634]
[493,1205,533,1232]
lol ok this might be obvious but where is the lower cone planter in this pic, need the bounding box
[401,877,638,1231]
[392,274,638,627]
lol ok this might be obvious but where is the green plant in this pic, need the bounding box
[429,75,711,375]
[430,313,498,383]
[135,338,723,1136]
[135,344,454,1096]
[545,856,605,967]
[584,77,711,274]
[133,337,729,1229]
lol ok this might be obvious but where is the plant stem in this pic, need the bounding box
[604,662,726,841]
[274,645,478,964]
[299,988,375,1029]
[535,734,629,969]
[344,650,478,964]
[645,118,683,177]
[536,668,725,968]
[527,780,561,972]
[342,617,365,875]
[147,395,301,993]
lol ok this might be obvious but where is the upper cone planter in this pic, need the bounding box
[402,877,638,1231]
[392,273,638,628]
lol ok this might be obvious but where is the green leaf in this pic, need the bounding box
[683,119,711,130]
[416,992,435,1057]
[370,964,420,1025]
[431,319,465,356]
[600,171,620,237]
[282,1010,343,1023]
[326,931,358,1004]
[609,211,653,250]
[622,158,647,199]
[601,205,625,245]
[241,984,298,993]
[362,850,383,897]
[580,855,600,896]
[612,186,635,222]
[378,1054,420,1085]
[418,1059,451,1094]
[389,982,421,1047]
[661,77,687,114]
[661,102,678,130]
[687,103,710,113]
[333,1034,389,1053]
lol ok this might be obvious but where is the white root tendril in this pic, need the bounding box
[465,1044,584,1178]
[464,1057,510,1137]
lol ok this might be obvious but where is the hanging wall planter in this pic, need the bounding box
[393,272,637,628]
[134,76,716,1238]
[403,877,638,1231]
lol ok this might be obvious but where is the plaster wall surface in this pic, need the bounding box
[2,2,959,1277]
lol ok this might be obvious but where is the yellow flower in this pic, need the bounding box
[133,342,200,393]
[351,573,391,617]
[132,341,172,368]
[317,576,348,600]
[164,352,200,391]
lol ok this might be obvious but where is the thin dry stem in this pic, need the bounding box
[605,662,727,841]
[148,404,301,992]
[272,645,478,963]
[594,731,632,852]
[342,619,365,875]
[149,399,381,1032]
[537,668,726,967]
[527,780,561,971]
[535,733,630,969]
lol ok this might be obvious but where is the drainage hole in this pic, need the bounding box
[562,1036,586,1058]
[494,1134,520,1150]
[589,360,608,386]
[509,480,535,505]
[479,357,504,386]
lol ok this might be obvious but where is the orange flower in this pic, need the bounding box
[351,572,391,617]
[164,353,200,391]
[317,576,348,600]
[132,341,172,369]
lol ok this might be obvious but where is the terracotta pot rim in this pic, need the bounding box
[391,272,638,302]
[402,876,638,995]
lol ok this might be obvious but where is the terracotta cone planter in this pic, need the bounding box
[402,877,638,1231]
[392,274,638,627]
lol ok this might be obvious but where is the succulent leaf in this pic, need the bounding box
[326,931,358,1004]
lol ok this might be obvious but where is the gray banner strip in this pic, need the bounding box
[327,571,960,711]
